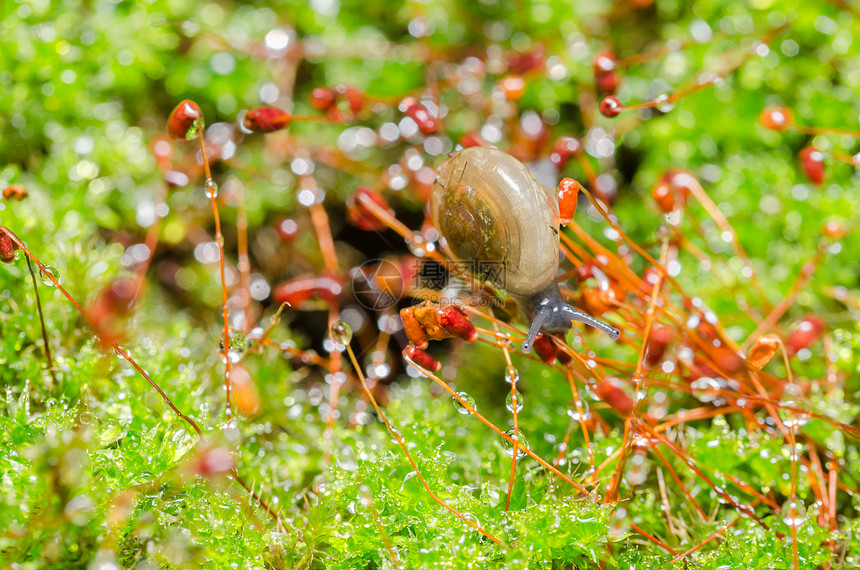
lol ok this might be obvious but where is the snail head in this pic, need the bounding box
[521,284,620,353]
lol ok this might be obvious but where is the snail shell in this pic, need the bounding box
[431,147,621,351]
[430,147,559,297]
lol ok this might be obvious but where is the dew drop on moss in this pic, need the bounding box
[99,421,125,446]
[161,420,200,462]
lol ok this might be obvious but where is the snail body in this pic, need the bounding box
[431,147,620,352]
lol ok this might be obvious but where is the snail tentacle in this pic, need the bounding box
[557,304,621,341]
[521,303,552,353]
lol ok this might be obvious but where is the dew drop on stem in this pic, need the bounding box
[454,391,476,415]
[505,390,523,413]
[39,265,60,286]
[220,330,247,363]
[502,428,529,459]
[782,498,806,527]
[329,319,353,345]
[205,178,219,198]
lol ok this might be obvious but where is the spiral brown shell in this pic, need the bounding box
[430,147,560,297]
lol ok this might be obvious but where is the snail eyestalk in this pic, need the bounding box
[521,304,552,353]
[558,304,621,341]
[521,285,620,353]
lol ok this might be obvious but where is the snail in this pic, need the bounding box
[430,147,621,353]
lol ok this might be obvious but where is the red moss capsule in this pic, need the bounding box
[550,136,582,168]
[799,146,825,185]
[747,333,781,370]
[412,302,447,342]
[822,219,847,239]
[592,51,616,74]
[599,95,622,118]
[552,334,573,365]
[581,288,610,317]
[3,184,28,201]
[643,326,673,368]
[576,264,594,282]
[437,306,478,343]
[338,85,365,115]
[759,106,793,131]
[0,230,17,263]
[92,277,136,318]
[192,446,235,477]
[595,71,619,94]
[786,315,826,354]
[712,347,745,374]
[460,132,489,148]
[403,345,441,372]
[405,103,438,136]
[272,274,343,307]
[592,51,619,93]
[400,307,428,349]
[244,106,292,133]
[558,178,579,225]
[167,99,203,140]
[506,47,545,74]
[595,378,633,416]
[230,364,260,416]
[90,277,137,348]
[310,87,337,111]
[500,75,526,101]
[641,266,660,289]
[663,169,694,200]
[347,187,395,232]
[651,182,675,212]
[531,333,557,365]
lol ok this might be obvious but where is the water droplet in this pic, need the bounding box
[462,512,480,530]
[504,368,519,385]
[39,265,60,286]
[161,420,200,462]
[505,390,524,413]
[454,392,476,415]
[690,376,720,403]
[205,178,219,198]
[502,428,529,459]
[330,319,353,345]
[608,506,630,540]
[779,402,810,429]
[99,421,125,446]
[782,499,806,527]
[567,400,590,422]
[655,93,674,113]
[219,330,247,363]
[388,425,402,444]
